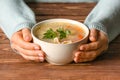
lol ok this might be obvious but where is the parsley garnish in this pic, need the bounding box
[43,27,71,40]
[57,27,71,39]
[43,28,57,39]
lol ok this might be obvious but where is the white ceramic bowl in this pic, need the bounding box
[31,19,89,65]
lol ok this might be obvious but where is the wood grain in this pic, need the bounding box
[0,3,120,80]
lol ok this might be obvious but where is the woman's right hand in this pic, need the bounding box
[11,28,45,62]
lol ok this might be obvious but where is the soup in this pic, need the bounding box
[34,22,86,44]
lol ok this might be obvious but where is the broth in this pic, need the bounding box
[34,22,85,44]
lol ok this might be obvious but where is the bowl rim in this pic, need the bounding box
[31,18,89,45]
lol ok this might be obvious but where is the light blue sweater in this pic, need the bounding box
[0,0,120,42]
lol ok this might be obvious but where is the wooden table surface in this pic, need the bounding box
[0,2,120,80]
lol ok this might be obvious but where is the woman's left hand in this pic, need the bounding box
[74,28,108,63]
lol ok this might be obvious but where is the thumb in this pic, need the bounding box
[89,28,99,42]
[22,28,32,42]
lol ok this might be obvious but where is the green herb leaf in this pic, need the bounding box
[42,27,71,40]
[43,28,57,39]
[65,29,71,35]
[57,27,71,39]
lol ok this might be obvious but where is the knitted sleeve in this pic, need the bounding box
[84,0,120,42]
[0,0,36,39]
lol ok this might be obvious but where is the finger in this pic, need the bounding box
[11,43,45,57]
[79,41,101,51]
[77,57,95,63]
[74,51,81,63]
[74,51,89,63]
[11,32,40,50]
[89,29,99,42]
[22,28,32,42]
[20,53,44,62]
[11,43,45,62]
[75,50,101,63]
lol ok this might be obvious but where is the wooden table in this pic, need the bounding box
[0,3,120,80]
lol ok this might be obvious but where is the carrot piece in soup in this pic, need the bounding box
[78,34,83,40]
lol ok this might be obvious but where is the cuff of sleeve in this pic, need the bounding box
[10,22,35,39]
[85,22,109,42]
[87,22,107,34]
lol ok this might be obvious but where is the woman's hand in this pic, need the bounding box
[74,28,108,63]
[11,28,45,62]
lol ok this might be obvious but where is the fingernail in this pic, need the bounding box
[38,53,43,57]
[39,57,44,62]
[75,53,78,57]
[90,36,97,42]
[34,46,40,50]
[25,36,30,41]
[80,46,84,50]
[74,58,78,63]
